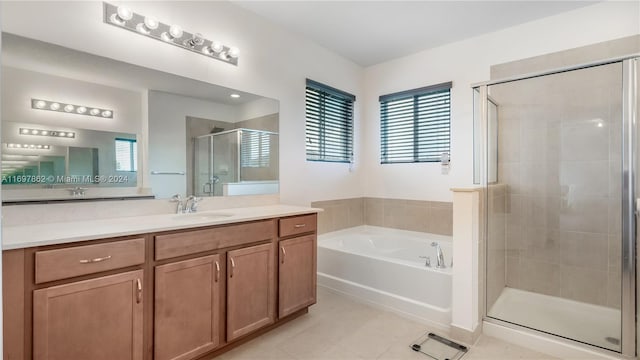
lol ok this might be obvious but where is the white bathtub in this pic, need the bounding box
[317,225,452,328]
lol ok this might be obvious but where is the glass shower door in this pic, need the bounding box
[194,135,214,196]
[482,61,625,352]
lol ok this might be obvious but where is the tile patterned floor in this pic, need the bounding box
[218,287,557,360]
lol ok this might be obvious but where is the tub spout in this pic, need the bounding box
[431,242,446,269]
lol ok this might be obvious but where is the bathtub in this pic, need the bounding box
[317,225,452,328]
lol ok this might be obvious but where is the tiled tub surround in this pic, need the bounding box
[311,197,453,236]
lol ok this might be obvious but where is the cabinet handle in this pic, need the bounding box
[281,247,286,264]
[230,257,235,278]
[136,278,142,304]
[79,255,112,264]
[214,260,220,283]
[294,224,306,228]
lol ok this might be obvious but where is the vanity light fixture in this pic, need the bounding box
[6,143,51,150]
[31,99,114,119]
[103,2,239,66]
[19,128,76,139]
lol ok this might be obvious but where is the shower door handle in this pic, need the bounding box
[203,182,213,195]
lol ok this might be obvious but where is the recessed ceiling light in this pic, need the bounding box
[230,94,240,98]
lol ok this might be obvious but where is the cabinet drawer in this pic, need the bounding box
[279,214,317,237]
[155,220,275,260]
[35,238,145,284]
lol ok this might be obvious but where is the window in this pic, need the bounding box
[241,130,271,168]
[115,138,137,172]
[380,82,451,164]
[305,79,355,162]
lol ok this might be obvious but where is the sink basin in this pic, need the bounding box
[171,212,234,221]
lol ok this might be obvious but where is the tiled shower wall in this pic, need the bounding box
[490,63,622,309]
[311,197,453,236]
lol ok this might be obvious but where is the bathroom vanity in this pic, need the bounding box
[2,206,318,360]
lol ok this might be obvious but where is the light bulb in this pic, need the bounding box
[161,25,183,42]
[7,144,14,148]
[102,110,113,118]
[67,132,75,138]
[31,130,39,135]
[22,144,28,148]
[36,145,42,149]
[77,106,87,114]
[90,108,100,116]
[202,46,213,55]
[110,6,133,25]
[29,145,35,149]
[20,129,29,134]
[50,102,60,111]
[41,131,48,136]
[64,104,75,112]
[218,51,229,61]
[211,41,223,53]
[35,100,46,109]
[136,16,159,34]
[117,6,133,21]
[44,145,50,150]
[58,132,66,137]
[228,47,239,58]
[230,94,240,99]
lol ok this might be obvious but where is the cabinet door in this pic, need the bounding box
[33,270,144,360]
[226,243,275,341]
[154,254,223,360]
[279,235,317,318]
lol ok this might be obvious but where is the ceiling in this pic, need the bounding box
[234,1,599,67]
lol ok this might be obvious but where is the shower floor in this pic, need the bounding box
[488,287,621,352]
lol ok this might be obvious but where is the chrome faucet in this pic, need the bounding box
[171,194,185,214]
[185,195,202,213]
[431,242,446,269]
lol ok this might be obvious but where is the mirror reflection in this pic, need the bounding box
[1,33,279,201]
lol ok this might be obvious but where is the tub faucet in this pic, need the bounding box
[431,242,446,269]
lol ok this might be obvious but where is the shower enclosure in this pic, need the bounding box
[193,128,278,196]
[474,56,638,356]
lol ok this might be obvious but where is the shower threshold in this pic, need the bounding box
[488,287,621,352]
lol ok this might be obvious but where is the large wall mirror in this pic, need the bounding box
[1,33,279,202]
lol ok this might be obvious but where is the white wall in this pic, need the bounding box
[362,1,640,202]
[1,1,364,206]
[238,98,279,122]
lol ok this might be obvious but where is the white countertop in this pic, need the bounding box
[2,205,320,250]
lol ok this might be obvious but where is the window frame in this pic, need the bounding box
[305,79,356,163]
[115,138,137,172]
[379,81,452,164]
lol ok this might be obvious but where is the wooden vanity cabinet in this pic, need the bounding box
[226,243,276,341]
[154,254,223,360]
[33,270,144,360]
[278,234,317,318]
[3,213,318,360]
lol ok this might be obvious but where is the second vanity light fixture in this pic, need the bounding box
[103,2,239,66]
[32,99,113,119]
[19,128,76,139]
